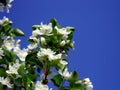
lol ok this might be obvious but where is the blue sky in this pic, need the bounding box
[0,0,120,90]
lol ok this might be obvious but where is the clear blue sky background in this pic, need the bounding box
[0,0,120,90]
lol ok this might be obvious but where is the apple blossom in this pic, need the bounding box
[39,22,52,35]
[13,47,28,61]
[59,68,70,80]
[6,60,21,74]
[0,0,14,13]
[35,81,52,90]
[0,77,13,88]
[83,78,93,90]
[3,37,20,51]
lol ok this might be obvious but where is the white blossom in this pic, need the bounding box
[49,53,62,61]
[3,37,28,61]
[55,26,71,39]
[6,0,14,13]
[83,78,93,90]
[37,48,55,60]
[3,37,20,51]
[27,43,38,50]
[14,47,28,61]
[0,16,12,25]
[6,60,21,74]
[35,81,52,90]
[0,0,14,13]
[59,68,70,80]
[32,29,42,37]
[32,23,52,36]
[29,36,39,42]
[39,22,52,35]
[37,48,62,61]
[0,77,13,88]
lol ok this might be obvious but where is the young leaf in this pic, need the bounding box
[51,74,63,87]
[14,78,22,85]
[3,49,15,62]
[69,87,84,90]
[0,59,6,64]
[69,71,79,83]
[3,23,12,33]
[27,73,37,82]
[22,74,31,89]
[32,25,41,30]
[0,67,6,76]
[10,28,25,36]
[48,59,61,66]
[18,64,25,76]
[50,18,58,28]
[69,80,84,90]
[25,51,43,68]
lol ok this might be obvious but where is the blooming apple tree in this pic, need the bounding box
[0,0,93,90]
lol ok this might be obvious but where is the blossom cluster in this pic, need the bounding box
[0,0,14,13]
[0,2,93,89]
[0,17,28,89]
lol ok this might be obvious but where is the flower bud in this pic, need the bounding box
[41,37,46,45]
[83,78,93,90]
[60,40,66,46]
[70,41,75,49]
[60,60,68,65]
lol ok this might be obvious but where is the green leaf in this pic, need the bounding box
[22,74,31,88]
[50,18,58,28]
[0,39,4,44]
[28,39,36,43]
[14,78,22,85]
[25,51,43,68]
[10,28,25,36]
[58,86,66,90]
[51,74,63,87]
[0,67,6,76]
[26,87,33,90]
[3,49,15,62]
[48,59,61,66]
[56,63,65,71]
[69,71,79,82]
[0,59,6,64]
[26,67,37,82]
[3,22,12,33]
[32,25,41,30]
[69,87,84,90]
[69,80,84,90]
[13,85,22,90]
[27,73,37,82]
[18,64,25,76]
